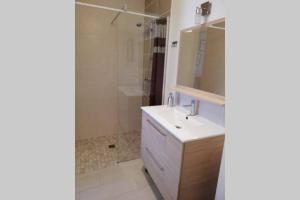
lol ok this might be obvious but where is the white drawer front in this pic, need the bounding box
[142,112,182,169]
[141,111,183,200]
[141,146,167,197]
[142,113,167,164]
[142,127,165,163]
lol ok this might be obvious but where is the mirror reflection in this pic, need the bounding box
[177,20,225,96]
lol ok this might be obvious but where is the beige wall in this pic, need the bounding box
[76,5,118,139]
[76,0,145,140]
[76,0,145,13]
[145,0,171,15]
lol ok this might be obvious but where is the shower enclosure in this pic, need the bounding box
[75,1,168,175]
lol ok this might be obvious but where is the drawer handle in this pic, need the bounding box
[145,147,164,171]
[146,119,166,136]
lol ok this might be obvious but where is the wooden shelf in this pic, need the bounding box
[173,85,225,106]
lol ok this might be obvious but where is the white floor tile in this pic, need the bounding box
[76,171,101,192]
[77,159,162,200]
[113,186,158,200]
[79,179,137,200]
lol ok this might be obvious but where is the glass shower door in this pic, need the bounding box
[116,12,145,162]
[76,0,166,174]
[75,5,120,175]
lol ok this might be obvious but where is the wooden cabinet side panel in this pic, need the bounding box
[179,135,225,200]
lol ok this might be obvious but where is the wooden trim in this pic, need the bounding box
[176,142,185,200]
[173,85,225,106]
[180,17,225,32]
[174,17,225,106]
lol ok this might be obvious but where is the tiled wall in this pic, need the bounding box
[76,0,145,140]
[76,0,145,13]
[145,0,171,15]
[76,5,119,139]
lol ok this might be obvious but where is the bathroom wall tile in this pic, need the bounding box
[199,100,225,127]
[76,5,119,139]
[145,0,171,15]
[76,0,146,140]
[77,0,145,15]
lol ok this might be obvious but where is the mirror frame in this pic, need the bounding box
[174,17,225,106]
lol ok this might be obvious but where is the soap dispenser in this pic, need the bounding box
[167,93,174,107]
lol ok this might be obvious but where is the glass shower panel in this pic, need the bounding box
[76,7,170,200]
[142,18,154,106]
[75,5,120,175]
[76,0,165,169]
[115,12,147,162]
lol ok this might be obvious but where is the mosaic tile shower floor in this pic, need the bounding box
[76,131,141,175]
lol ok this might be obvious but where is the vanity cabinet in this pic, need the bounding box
[141,111,224,200]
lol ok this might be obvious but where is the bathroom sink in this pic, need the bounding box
[156,107,204,129]
[141,105,225,142]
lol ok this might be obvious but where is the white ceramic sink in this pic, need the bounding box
[156,107,203,128]
[141,105,225,142]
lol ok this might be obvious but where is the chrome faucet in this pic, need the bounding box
[183,99,197,116]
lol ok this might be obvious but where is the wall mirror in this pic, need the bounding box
[176,19,225,105]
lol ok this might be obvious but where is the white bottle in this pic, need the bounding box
[167,93,174,107]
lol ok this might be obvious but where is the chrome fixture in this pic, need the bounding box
[110,4,127,25]
[195,1,211,24]
[76,1,160,23]
[183,100,197,117]
[198,1,212,16]
[201,1,212,16]
[167,93,174,107]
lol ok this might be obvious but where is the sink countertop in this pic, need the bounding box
[141,105,225,143]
